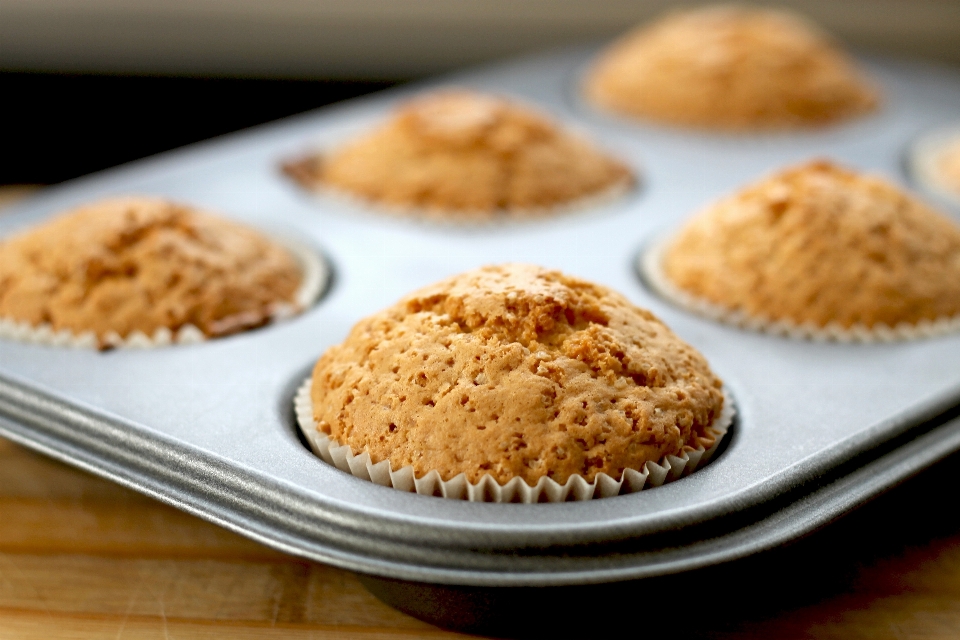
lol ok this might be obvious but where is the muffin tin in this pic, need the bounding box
[1,45,960,608]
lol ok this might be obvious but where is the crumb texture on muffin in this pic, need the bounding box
[663,161,960,329]
[311,264,724,486]
[284,91,633,217]
[584,5,878,129]
[0,197,302,343]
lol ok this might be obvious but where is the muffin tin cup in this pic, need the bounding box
[639,235,960,343]
[294,377,734,503]
[0,236,330,350]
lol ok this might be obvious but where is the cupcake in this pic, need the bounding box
[910,127,960,204]
[651,160,960,339]
[584,5,879,130]
[0,197,323,349]
[297,264,730,502]
[940,142,960,195]
[283,90,634,220]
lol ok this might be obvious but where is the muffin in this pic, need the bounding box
[940,141,960,195]
[300,264,729,501]
[283,90,634,220]
[910,128,960,204]
[0,197,314,348]
[584,5,878,130]
[657,160,960,336]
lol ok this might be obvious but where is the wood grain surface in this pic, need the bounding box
[2,189,960,638]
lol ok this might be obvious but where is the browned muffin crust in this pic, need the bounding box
[0,197,302,346]
[663,160,960,329]
[284,91,633,217]
[584,5,878,130]
[311,264,724,486]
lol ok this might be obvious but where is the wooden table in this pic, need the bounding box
[2,190,960,638]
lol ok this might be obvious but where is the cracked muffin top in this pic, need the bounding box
[310,264,724,486]
[283,90,633,218]
[663,160,960,329]
[584,5,878,130]
[0,197,302,346]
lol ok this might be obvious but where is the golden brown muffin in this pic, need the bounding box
[584,5,878,130]
[663,160,960,329]
[936,139,960,196]
[284,91,633,218]
[310,264,724,486]
[0,197,303,346]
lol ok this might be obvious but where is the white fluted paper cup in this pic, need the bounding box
[294,377,733,503]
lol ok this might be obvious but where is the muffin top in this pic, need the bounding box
[663,161,960,329]
[310,264,724,486]
[0,197,302,345]
[284,91,633,218]
[584,5,878,130]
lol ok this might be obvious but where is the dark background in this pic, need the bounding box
[0,73,396,185]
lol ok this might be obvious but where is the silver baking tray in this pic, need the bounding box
[2,46,960,597]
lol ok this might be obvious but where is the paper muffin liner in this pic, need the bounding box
[281,151,636,226]
[0,236,329,350]
[639,235,960,343]
[294,377,734,503]
[908,124,960,207]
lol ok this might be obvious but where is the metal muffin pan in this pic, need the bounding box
[1,46,960,591]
